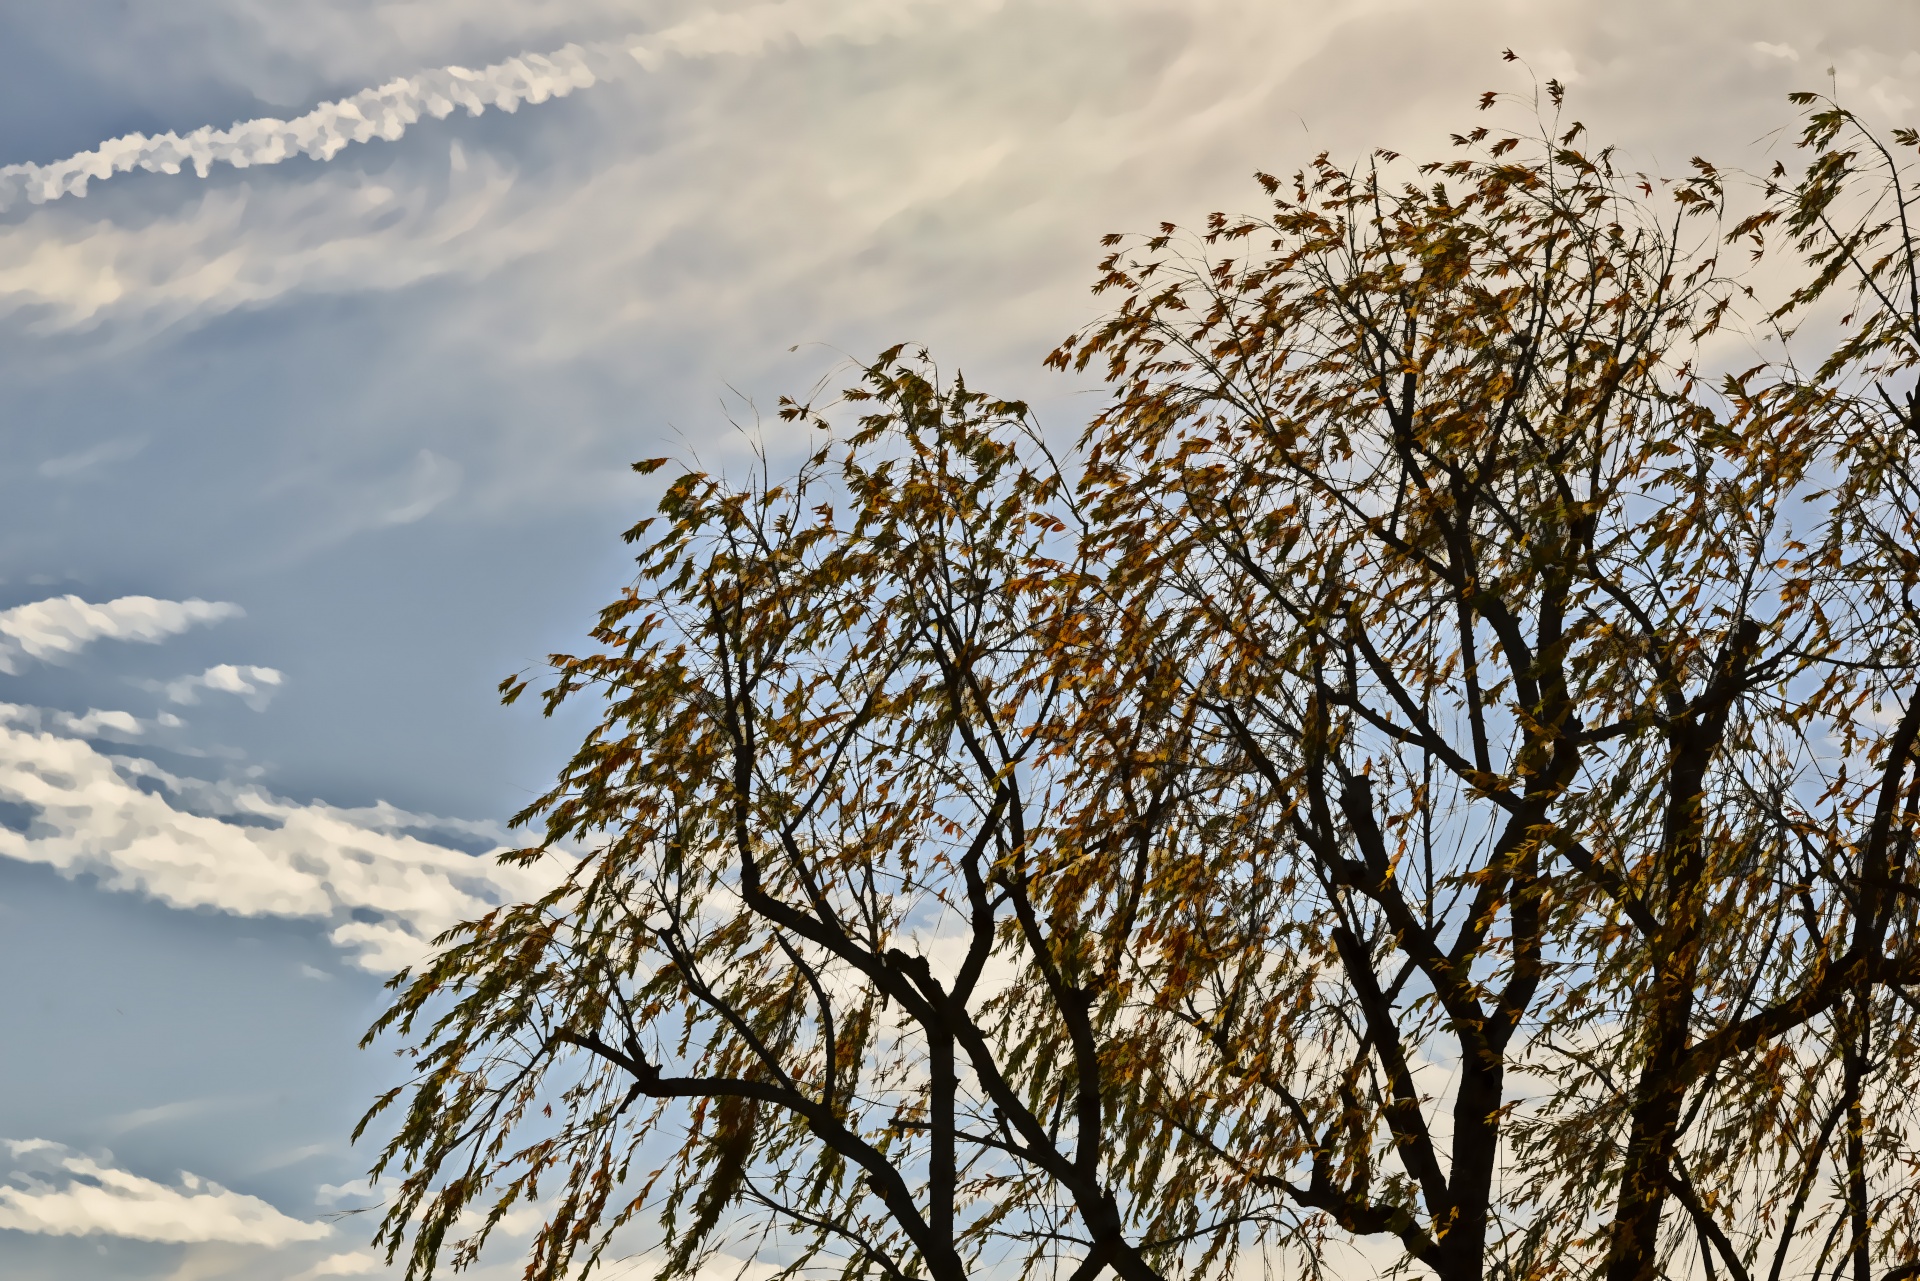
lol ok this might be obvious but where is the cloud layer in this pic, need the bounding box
[0,1140,328,1246]
[0,595,240,673]
[0,704,561,971]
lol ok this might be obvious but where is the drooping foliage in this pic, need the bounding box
[361,91,1920,1281]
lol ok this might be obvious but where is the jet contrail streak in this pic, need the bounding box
[0,44,600,211]
[0,1,956,213]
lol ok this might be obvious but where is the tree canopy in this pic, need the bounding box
[360,90,1920,1281]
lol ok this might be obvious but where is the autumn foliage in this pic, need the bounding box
[360,91,1920,1281]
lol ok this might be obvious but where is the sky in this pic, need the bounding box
[0,3,1914,1278]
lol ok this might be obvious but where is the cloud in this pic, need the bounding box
[37,435,147,478]
[0,157,523,333]
[372,449,462,529]
[298,1254,383,1278]
[0,594,241,674]
[0,0,955,217]
[0,1140,328,1247]
[0,0,1004,340]
[0,0,986,218]
[1,0,1915,359]
[0,44,598,211]
[162,663,285,709]
[313,1179,371,1207]
[0,704,563,971]
[98,1098,232,1138]
[50,708,146,739]
[251,1144,332,1175]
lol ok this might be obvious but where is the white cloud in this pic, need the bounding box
[0,704,563,971]
[299,1253,383,1278]
[0,1140,329,1247]
[313,1179,372,1207]
[50,708,146,739]
[456,1201,549,1238]
[0,594,240,673]
[622,0,996,65]
[162,663,285,710]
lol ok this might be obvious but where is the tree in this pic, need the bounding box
[361,91,1920,1281]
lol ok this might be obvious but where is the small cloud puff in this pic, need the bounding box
[53,708,146,739]
[0,594,241,673]
[164,663,286,710]
[0,1140,329,1247]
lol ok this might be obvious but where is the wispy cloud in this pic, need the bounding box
[0,595,240,673]
[296,1253,384,1279]
[0,1140,329,1246]
[37,436,147,479]
[0,704,561,971]
[0,156,522,333]
[373,449,462,529]
[98,1097,236,1138]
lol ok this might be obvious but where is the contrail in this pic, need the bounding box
[0,44,600,211]
[0,1,954,213]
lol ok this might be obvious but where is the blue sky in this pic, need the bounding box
[0,3,1911,1278]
